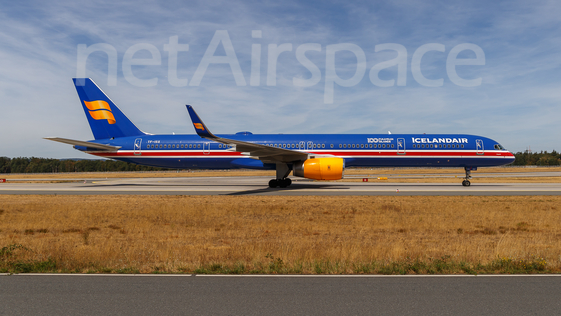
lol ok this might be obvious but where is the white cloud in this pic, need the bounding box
[1,0,561,159]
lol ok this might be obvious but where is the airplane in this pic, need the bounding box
[46,78,515,188]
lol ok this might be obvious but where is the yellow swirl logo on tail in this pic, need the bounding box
[84,100,116,124]
[194,123,205,131]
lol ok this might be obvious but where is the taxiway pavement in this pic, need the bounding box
[1,176,561,195]
[1,274,560,315]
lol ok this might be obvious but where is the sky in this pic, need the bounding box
[1,0,560,158]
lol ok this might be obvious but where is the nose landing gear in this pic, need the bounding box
[462,167,475,186]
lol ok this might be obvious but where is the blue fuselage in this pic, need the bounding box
[77,133,515,170]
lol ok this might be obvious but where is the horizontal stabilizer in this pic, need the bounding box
[44,137,121,151]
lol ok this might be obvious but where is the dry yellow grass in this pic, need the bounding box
[1,195,560,273]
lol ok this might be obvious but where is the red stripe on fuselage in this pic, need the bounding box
[88,150,513,158]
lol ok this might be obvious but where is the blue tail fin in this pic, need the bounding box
[73,78,145,140]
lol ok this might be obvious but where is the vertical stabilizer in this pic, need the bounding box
[73,78,145,140]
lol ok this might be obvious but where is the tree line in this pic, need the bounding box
[0,151,559,174]
[512,150,560,166]
[0,157,168,174]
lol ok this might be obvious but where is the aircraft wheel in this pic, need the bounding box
[269,179,278,188]
[284,178,292,186]
[462,180,471,187]
[278,179,289,188]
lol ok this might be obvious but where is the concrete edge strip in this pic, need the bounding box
[3,273,560,277]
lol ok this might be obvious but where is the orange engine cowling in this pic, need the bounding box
[293,158,344,180]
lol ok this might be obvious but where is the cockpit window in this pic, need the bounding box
[494,144,505,150]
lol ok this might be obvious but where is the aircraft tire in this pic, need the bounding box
[269,179,278,188]
[462,180,471,187]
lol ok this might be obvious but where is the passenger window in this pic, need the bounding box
[322,144,325,148]
[291,144,295,148]
[339,144,342,148]
[430,144,433,148]
[197,144,201,148]
[360,144,364,148]
[382,144,386,148]
[330,144,334,148]
[343,144,347,148]
[172,144,175,148]
[447,144,451,148]
[461,145,464,148]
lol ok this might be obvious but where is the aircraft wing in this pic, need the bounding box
[44,137,121,151]
[186,105,309,163]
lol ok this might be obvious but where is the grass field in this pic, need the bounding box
[1,194,560,274]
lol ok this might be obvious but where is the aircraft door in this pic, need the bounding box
[134,138,142,156]
[476,139,484,155]
[397,138,405,155]
[203,142,210,155]
[299,141,305,151]
[307,141,313,151]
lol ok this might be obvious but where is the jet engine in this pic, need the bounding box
[293,157,344,180]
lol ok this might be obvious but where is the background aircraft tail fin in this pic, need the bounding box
[73,78,146,140]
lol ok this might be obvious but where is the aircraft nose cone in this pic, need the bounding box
[507,151,516,163]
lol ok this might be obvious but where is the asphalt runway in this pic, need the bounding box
[1,175,561,195]
[1,274,560,315]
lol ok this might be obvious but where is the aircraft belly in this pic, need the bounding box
[346,156,513,168]
[109,157,275,170]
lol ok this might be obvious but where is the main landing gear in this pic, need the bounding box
[269,178,292,188]
[269,163,292,188]
[462,167,472,186]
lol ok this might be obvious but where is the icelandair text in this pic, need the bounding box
[412,137,468,144]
